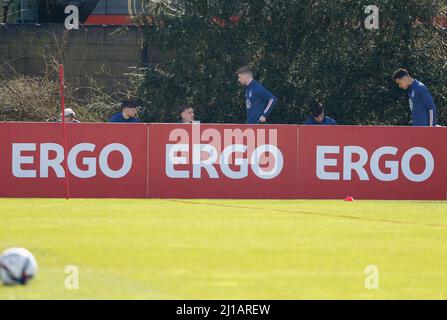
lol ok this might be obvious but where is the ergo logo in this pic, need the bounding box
[12,143,132,179]
[165,127,284,180]
[317,146,435,182]
[10,135,435,183]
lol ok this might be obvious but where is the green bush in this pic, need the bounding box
[139,0,446,125]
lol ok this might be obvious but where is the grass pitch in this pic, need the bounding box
[0,199,446,300]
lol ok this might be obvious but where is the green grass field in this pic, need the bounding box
[0,199,446,300]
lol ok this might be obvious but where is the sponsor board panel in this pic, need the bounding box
[0,123,148,198]
[148,124,299,199]
[2,123,446,200]
[298,126,447,200]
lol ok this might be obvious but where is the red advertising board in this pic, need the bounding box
[298,126,447,200]
[148,124,299,199]
[0,122,446,200]
[0,123,148,198]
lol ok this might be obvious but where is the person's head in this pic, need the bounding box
[121,99,140,119]
[64,108,76,123]
[393,68,414,90]
[179,105,195,123]
[309,100,325,123]
[236,66,254,86]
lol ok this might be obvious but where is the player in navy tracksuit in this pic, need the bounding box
[236,66,278,124]
[304,100,337,125]
[393,68,437,127]
[109,99,141,123]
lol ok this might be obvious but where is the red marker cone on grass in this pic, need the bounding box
[344,196,355,202]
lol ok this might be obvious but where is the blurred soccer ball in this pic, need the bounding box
[0,248,38,286]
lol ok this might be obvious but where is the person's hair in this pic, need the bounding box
[121,99,140,109]
[179,105,193,114]
[309,100,324,118]
[236,66,253,77]
[393,68,410,81]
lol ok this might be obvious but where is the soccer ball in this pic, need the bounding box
[0,248,38,286]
